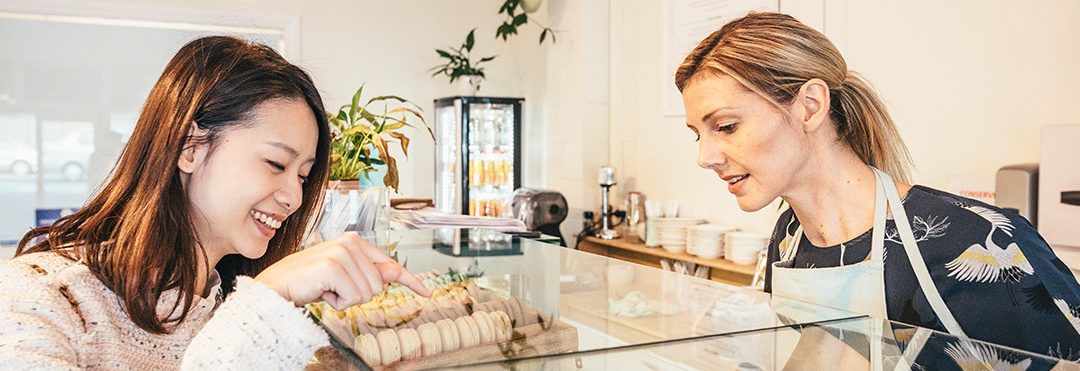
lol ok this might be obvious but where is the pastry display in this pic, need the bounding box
[308,271,576,368]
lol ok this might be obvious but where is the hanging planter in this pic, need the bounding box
[521,0,543,13]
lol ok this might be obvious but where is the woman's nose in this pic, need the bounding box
[276,179,303,213]
[697,140,726,170]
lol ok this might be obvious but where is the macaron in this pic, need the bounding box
[471,311,494,344]
[503,298,520,328]
[472,300,491,314]
[375,329,401,366]
[435,318,460,352]
[513,297,530,327]
[436,302,458,321]
[416,322,443,357]
[345,308,361,337]
[417,302,436,323]
[490,311,511,341]
[354,333,381,367]
[452,287,470,304]
[352,310,372,334]
[492,300,509,321]
[397,327,422,361]
[369,309,387,330]
[466,282,484,301]
[454,316,479,348]
[385,305,408,328]
[453,301,470,318]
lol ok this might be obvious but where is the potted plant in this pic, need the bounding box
[430,29,496,95]
[326,85,434,193]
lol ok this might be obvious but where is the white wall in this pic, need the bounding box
[7,0,1078,243]
[1,0,552,200]
[537,0,611,243]
[605,0,1080,235]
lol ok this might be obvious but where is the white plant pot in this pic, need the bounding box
[521,0,543,13]
[455,76,482,96]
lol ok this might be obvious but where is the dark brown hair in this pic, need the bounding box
[675,12,913,183]
[17,36,331,334]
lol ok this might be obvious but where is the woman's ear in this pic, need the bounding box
[177,122,209,174]
[793,78,831,133]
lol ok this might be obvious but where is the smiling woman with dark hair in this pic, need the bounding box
[0,36,429,369]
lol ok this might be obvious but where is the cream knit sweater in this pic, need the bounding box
[0,251,330,370]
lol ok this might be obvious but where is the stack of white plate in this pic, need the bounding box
[687,224,734,259]
[724,232,769,265]
[654,217,705,254]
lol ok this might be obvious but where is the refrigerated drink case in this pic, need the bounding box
[434,97,522,217]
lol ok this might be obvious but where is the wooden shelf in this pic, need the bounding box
[578,236,756,286]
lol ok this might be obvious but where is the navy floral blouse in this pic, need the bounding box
[763,185,1080,368]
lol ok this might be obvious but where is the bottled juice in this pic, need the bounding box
[492,152,504,186]
[502,156,513,186]
[469,157,481,186]
[482,154,494,186]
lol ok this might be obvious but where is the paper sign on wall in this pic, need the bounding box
[661,0,779,117]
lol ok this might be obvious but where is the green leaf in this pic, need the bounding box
[349,86,363,122]
[392,105,425,116]
[513,14,527,27]
[436,49,452,59]
[539,29,548,44]
[366,95,409,106]
[479,56,496,63]
[382,121,407,131]
[496,24,512,40]
[465,29,475,51]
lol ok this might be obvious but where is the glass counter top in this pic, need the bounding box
[463,317,1074,370]
[306,228,866,370]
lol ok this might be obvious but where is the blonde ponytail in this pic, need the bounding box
[675,12,913,183]
[834,72,913,183]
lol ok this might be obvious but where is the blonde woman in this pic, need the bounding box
[677,12,1080,366]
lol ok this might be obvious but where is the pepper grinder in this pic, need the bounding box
[598,166,621,240]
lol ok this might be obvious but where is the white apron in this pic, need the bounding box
[771,168,966,370]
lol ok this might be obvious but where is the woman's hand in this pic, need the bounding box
[255,232,431,309]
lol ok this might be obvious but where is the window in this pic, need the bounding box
[0,8,294,246]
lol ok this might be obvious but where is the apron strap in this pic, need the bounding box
[892,327,933,371]
[874,168,968,338]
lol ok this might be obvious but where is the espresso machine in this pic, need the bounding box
[508,188,569,246]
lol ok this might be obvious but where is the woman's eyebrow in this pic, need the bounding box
[265,141,299,158]
[701,106,739,124]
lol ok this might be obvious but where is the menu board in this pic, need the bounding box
[662,0,779,116]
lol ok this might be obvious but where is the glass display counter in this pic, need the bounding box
[306,228,865,370]
[471,318,1071,370]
